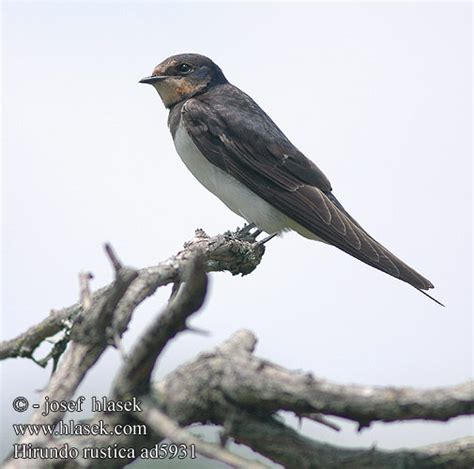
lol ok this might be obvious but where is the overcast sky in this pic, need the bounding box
[1,2,472,467]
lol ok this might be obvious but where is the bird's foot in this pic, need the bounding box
[233,223,277,245]
[233,223,262,242]
[235,222,256,237]
[255,232,278,247]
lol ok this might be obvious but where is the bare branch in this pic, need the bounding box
[0,229,264,362]
[104,242,123,273]
[152,330,473,467]
[2,231,472,469]
[112,254,208,397]
[0,304,83,360]
[222,408,474,469]
[12,251,137,449]
[155,330,473,429]
[79,272,94,312]
[135,397,270,469]
[298,412,341,432]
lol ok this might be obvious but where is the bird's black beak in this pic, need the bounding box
[139,75,167,85]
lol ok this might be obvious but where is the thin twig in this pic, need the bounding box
[79,272,94,312]
[104,242,123,273]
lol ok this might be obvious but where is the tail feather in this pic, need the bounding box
[325,192,444,305]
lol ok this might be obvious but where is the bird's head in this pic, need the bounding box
[140,53,227,108]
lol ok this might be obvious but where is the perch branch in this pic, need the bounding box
[0,229,264,362]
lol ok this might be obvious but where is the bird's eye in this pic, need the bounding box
[177,63,192,74]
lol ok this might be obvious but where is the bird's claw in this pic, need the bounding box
[235,223,264,243]
[234,224,277,245]
[236,222,256,237]
[255,232,278,247]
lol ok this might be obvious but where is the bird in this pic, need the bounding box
[140,53,442,306]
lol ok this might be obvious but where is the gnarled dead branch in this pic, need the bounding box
[1,228,472,469]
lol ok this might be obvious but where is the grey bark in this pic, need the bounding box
[1,228,472,469]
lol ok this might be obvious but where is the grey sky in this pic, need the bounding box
[1,1,472,465]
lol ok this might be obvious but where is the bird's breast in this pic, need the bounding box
[172,119,298,235]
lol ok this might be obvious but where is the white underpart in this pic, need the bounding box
[173,120,321,240]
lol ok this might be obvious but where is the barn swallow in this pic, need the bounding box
[140,53,442,306]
